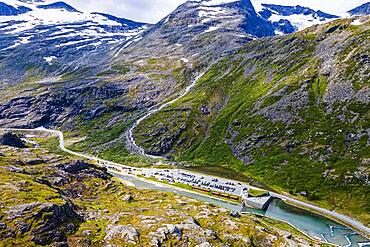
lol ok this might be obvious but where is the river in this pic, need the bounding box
[113,172,370,247]
[3,122,370,246]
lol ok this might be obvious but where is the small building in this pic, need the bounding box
[241,188,272,210]
[242,195,273,210]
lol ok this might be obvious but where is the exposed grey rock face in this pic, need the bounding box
[0,0,278,133]
[57,161,110,182]
[57,160,90,174]
[0,84,130,128]
[256,86,309,125]
[4,201,83,246]
[0,144,321,246]
[121,194,134,202]
[129,18,370,218]
[104,225,140,244]
[149,224,183,246]
[6,202,41,220]
[348,2,370,16]
[4,165,24,173]
[119,0,271,65]
[0,132,26,148]
[0,1,149,85]
[324,81,370,106]
[196,243,213,247]
[0,148,120,246]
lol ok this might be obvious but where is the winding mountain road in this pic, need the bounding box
[126,70,206,157]
[123,67,370,238]
[2,126,370,239]
[1,69,369,241]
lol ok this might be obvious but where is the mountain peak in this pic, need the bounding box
[257,3,339,34]
[173,0,273,39]
[259,4,339,19]
[0,1,31,15]
[190,0,239,6]
[36,1,81,13]
[348,2,370,16]
[91,12,148,28]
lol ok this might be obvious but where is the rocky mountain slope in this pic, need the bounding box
[0,0,369,228]
[0,0,361,133]
[349,2,370,16]
[0,0,354,132]
[133,16,370,224]
[0,0,148,85]
[0,131,316,246]
[0,0,280,148]
[255,3,339,34]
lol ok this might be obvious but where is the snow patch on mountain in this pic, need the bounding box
[256,3,339,34]
[348,2,370,16]
[203,25,219,33]
[193,0,239,7]
[37,1,80,12]
[268,13,328,31]
[351,17,367,26]
[43,56,56,64]
[0,0,148,53]
[197,5,234,24]
[0,6,137,32]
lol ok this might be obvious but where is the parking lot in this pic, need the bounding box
[135,168,249,198]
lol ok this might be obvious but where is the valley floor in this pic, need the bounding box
[0,130,318,246]
[1,128,369,246]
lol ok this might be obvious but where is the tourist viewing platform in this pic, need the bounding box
[242,195,273,210]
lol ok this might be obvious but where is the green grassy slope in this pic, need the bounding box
[133,18,370,224]
[0,137,316,246]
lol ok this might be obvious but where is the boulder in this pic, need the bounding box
[85,168,110,180]
[82,230,92,236]
[104,225,140,244]
[4,166,24,174]
[55,242,69,247]
[30,201,84,245]
[16,221,30,234]
[0,222,7,230]
[200,105,210,115]
[149,224,182,245]
[204,229,217,240]
[230,211,241,218]
[196,242,213,247]
[48,176,69,186]
[64,223,76,234]
[150,237,161,247]
[121,194,134,202]
[0,133,26,148]
[24,158,45,166]
[57,160,90,174]
[184,217,201,226]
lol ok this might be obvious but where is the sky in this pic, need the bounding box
[63,0,369,23]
